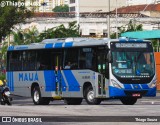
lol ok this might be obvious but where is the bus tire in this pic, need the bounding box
[32,86,50,105]
[120,97,137,105]
[85,86,101,105]
[64,98,82,105]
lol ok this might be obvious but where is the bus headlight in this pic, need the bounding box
[148,82,156,88]
[148,78,157,88]
[111,79,122,89]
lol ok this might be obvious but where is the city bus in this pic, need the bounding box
[6,38,156,105]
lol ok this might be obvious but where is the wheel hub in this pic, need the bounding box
[87,90,94,102]
[34,91,39,102]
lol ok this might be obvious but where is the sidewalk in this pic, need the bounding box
[156,90,160,97]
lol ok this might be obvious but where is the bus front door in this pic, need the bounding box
[97,52,106,96]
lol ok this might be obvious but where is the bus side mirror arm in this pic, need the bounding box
[107,51,113,63]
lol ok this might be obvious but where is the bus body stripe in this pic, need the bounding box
[44,71,56,91]
[44,70,67,92]
[7,72,14,91]
[141,84,149,89]
[8,46,14,51]
[9,72,11,91]
[124,84,149,90]
[58,71,67,91]
[10,72,12,91]
[64,42,73,48]
[45,43,54,48]
[54,43,63,48]
[124,84,132,89]
[11,72,14,91]
[63,70,80,91]
[61,74,67,91]
[7,72,10,90]
[132,84,142,90]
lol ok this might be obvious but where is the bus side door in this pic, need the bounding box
[52,52,62,95]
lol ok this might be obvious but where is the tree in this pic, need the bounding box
[39,21,80,41]
[111,20,143,38]
[11,26,39,45]
[10,21,80,45]
[0,0,32,42]
[52,5,69,12]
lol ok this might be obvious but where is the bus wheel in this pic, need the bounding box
[85,86,101,105]
[120,97,137,105]
[32,86,50,105]
[64,98,82,105]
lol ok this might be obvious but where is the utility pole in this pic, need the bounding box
[107,0,110,38]
[116,0,118,38]
[76,0,80,27]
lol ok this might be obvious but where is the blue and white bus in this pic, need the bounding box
[6,38,156,105]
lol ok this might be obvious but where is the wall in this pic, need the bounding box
[155,52,160,90]
[69,0,127,12]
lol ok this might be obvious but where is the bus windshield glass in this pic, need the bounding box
[110,42,155,84]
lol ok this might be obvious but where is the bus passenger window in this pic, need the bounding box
[64,48,78,69]
[79,48,94,69]
[37,50,52,70]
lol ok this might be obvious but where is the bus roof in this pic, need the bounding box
[7,38,149,51]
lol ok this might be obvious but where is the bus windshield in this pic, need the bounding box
[110,42,155,84]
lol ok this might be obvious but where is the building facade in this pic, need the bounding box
[25,0,127,12]
[25,0,69,12]
[68,0,127,12]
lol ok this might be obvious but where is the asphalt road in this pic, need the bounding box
[0,94,160,125]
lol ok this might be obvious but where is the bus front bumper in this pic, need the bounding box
[109,86,156,98]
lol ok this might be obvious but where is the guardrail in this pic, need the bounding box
[33,12,141,18]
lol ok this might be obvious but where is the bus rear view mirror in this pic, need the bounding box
[107,51,113,63]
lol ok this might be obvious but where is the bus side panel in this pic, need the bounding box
[61,70,84,98]
[7,71,53,97]
[61,70,109,98]
[7,71,32,97]
[61,70,95,98]
[43,70,56,91]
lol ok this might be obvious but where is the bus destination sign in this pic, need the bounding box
[115,43,147,48]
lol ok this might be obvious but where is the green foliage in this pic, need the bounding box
[9,21,80,45]
[125,20,143,32]
[0,0,32,42]
[52,5,69,12]
[111,20,143,39]
[0,21,80,74]
[0,74,5,81]
[11,26,40,45]
[152,39,158,46]
[38,21,80,41]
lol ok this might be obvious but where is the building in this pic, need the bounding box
[25,0,69,12]
[113,3,160,17]
[68,0,127,12]
[127,0,159,6]
[19,1,160,37]
[25,0,127,12]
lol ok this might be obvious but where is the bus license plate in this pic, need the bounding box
[132,93,140,97]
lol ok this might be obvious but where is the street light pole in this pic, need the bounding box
[107,0,110,38]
